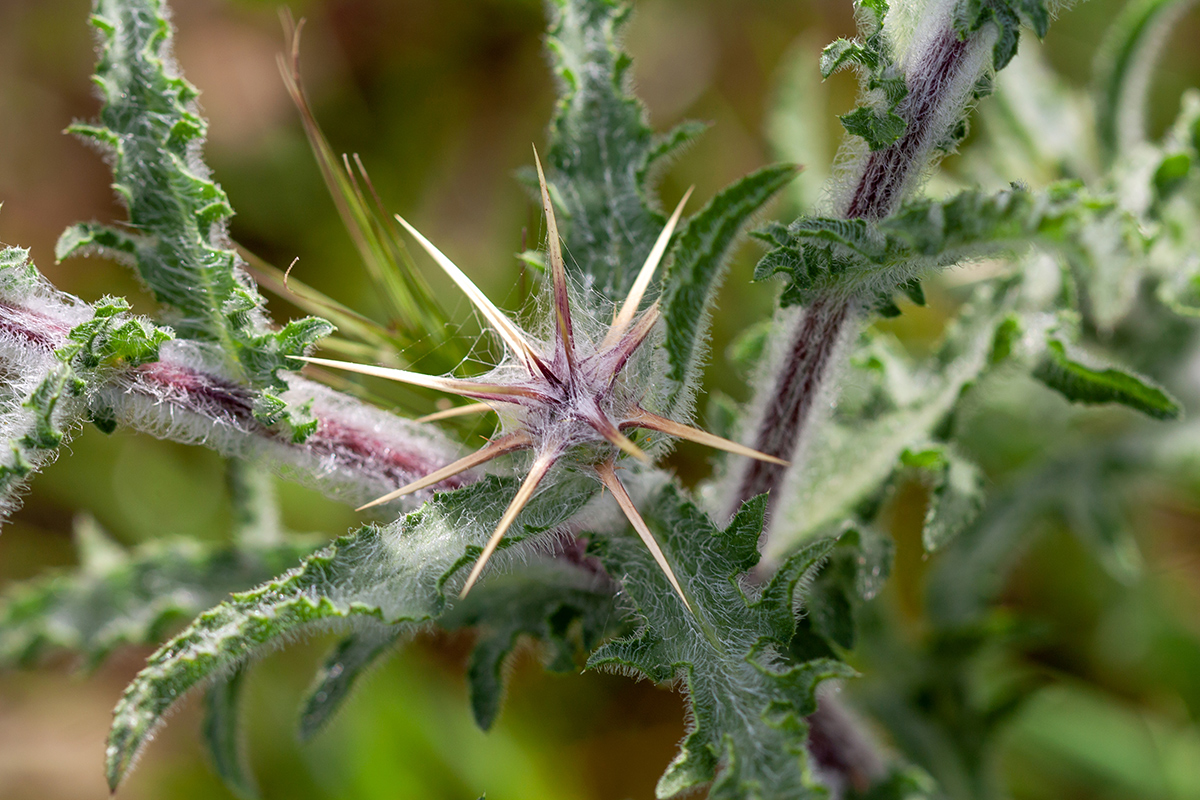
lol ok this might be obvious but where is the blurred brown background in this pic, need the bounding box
[0,1,1198,798]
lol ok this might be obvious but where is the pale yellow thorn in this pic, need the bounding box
[296,356,540,401]
[394,214,542,371]
[628,408,790,466]
[594,417,650,464]
[532,145,575,371]
[596,460,692,613]
[357,432,532,510]
[415,403,496,424]
[603,187,694,349]
[460,448,559,598]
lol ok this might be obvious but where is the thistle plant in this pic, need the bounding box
[1,0,1199,798]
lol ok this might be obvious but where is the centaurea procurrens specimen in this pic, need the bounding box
[302,150,786,604]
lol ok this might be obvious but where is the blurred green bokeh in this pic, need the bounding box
[0,0,1198,798]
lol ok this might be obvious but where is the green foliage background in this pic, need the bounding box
[0,0,1198,798]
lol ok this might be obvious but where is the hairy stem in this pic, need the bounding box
[732,11,995,517]
[731,9,1001,794]
[0,300,461,510]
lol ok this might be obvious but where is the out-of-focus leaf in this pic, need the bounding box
[1033,338,1181,420]
[105,474,595,791]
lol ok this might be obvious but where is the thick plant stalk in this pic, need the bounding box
[729,5,1003,794]
[731,6,998,518]
[0,298,460,510]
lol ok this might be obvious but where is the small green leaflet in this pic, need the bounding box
[202,665,257,800]
[27,296,174,446]
[821,0,910,151]
[442,561,621,731]
[298,624,403,742]
[587,485,855,800]
[1034,339,1182,420]
[801,527,896,654]
[754,181,1146,313]
[951,0,1053,70]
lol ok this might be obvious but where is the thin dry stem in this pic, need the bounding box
[415,403,495,423]
[297,356,549,404]
[395,215,544,373]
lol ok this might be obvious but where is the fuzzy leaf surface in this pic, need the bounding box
[659,164,797,415]
[0,520,319,671]
[61,0,332,435]
[105,475,594,790]
[765,287,1014,563]
[755,182,1146,311]
[588,485,854,799]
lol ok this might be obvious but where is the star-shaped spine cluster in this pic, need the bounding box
[303,150,784,608]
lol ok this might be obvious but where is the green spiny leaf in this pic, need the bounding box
[443,561,620,731]
[660,164,798,415]
[0,523,319,671]
[588,485,855,799]
[1033,338,1182,420]
[755,181,1146,312]
[543,0,664,302]
[298,624,403,742]
[63,0,332,437]
[105,475,595,790]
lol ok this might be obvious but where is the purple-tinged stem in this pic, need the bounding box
[731,20,992,521]
[730,13,1000,796]
[0,300,462,509]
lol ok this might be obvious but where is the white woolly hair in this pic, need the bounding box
[827,0,999,221]
[0,261,96,524]
[97,339,462,513]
